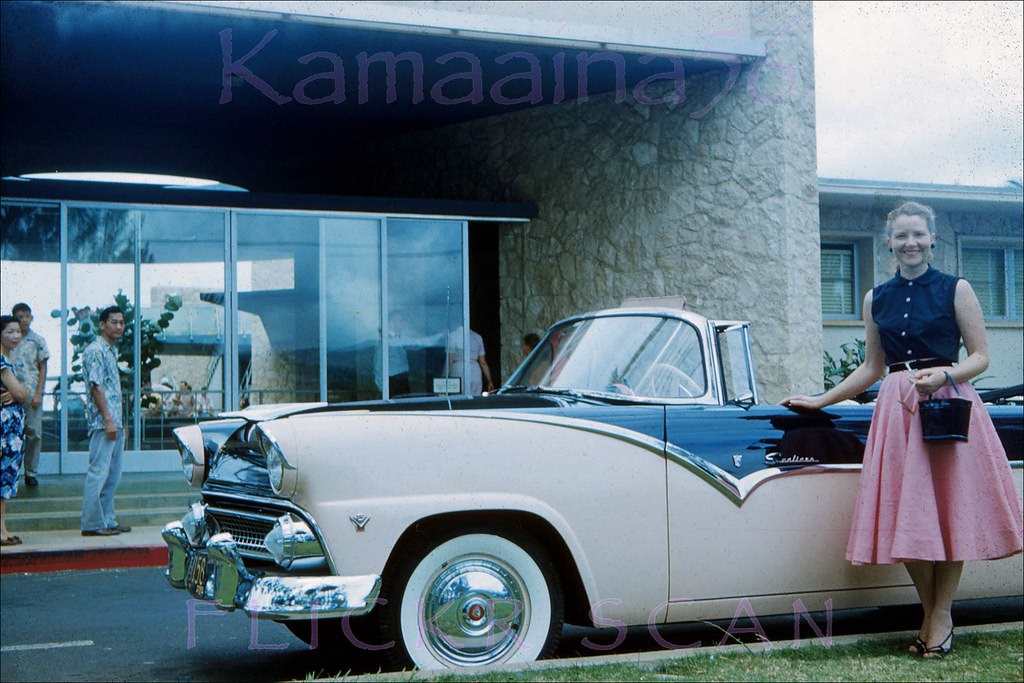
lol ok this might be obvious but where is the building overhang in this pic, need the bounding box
[0,178,536,222]
[1,1,765,195]
[818,178,1024,216]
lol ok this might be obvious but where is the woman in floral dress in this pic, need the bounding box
[1,314,29,545]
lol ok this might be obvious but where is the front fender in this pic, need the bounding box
[280,410,671,625]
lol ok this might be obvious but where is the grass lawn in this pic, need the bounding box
[325,624,1023,682]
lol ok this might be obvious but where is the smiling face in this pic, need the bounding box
[887,214,935,271]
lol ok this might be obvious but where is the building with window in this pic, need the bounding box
[819,178,1024,387]
[26,3,1024,477]
[1,179,532,473]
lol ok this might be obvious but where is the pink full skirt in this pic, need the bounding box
[846,371,1024,565]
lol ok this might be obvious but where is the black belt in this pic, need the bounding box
[887,358,953,373]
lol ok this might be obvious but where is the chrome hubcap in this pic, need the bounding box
[421,557,528,666]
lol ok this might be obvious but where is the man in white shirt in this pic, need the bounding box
[12,303,49,487]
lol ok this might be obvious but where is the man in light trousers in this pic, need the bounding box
[80,306,131,537]
[12,303,49,487]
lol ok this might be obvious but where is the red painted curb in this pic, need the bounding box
[0,546,167,574]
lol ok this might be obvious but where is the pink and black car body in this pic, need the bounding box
[163,305,1024,670]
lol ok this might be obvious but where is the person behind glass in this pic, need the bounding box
[80,306,131,537]
[782,201,1023,659]
[521,333,540,361]
[176,380,196,417]
[448,328,494,395]
[11,302,50,488]
[1,315,30,545]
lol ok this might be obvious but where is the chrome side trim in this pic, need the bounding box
[664,441,862,507]
[388,410,866,507]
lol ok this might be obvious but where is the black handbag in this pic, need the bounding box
[919,372,971,442]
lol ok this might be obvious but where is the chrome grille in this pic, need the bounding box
[207,507,278,559]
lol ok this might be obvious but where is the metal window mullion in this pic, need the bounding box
[462,221,470,395]
[319,219,327,402]
[59,202,68,474]
[226,211,238,411]
[133,210,142,451]
[380,218,389,399]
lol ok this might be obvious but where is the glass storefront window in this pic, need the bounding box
[324,218,381,402]
[66,206,137,452]
[235,214,320,407]
[2,197,473,470]
[138,208,226,449]
[385,219,465,397]
[0,203,61,469]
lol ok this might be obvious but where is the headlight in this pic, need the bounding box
[173,425,206,488]
[255,425,296,496]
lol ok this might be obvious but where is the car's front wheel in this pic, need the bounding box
[380,528,564,670]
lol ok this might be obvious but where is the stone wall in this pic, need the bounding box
[350,2,820,401]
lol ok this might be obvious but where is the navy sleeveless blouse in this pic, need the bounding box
[871,267,961,365]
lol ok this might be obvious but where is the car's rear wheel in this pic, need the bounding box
[380,528,564,670]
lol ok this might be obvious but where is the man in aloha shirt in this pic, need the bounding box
[12,303,49,487]
[80,306,131,536]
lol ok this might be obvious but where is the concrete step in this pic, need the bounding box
[8,491,198,514]
[13,472,191,498]
[7,507,190,532]
[6,472,196,533]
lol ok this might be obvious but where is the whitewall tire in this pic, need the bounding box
[384,530,563,670]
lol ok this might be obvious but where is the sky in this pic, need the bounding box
[813,1,1024,187]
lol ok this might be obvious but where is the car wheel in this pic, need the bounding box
[381,529,564,670]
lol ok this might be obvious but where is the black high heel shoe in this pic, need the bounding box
[907,637,926,655]
[922,629,953,658]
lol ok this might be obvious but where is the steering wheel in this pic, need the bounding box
[635,363,702,398]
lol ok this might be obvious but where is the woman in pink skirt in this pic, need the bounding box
[784,201,1023,658]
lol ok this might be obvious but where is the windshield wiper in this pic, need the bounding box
[498,386,587,399]
[500,385,654,404]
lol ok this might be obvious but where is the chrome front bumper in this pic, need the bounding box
[162,521,381,620]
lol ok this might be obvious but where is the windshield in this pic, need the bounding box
[505,314,706,399]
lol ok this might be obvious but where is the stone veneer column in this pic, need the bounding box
[356,2,821,400]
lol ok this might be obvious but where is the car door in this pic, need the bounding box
[662,403,912,625]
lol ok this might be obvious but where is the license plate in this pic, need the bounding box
[185,554,209,597]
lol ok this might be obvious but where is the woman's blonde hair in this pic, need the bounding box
[885,201,936,237]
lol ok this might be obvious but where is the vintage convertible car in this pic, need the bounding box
[162,304,1024,670]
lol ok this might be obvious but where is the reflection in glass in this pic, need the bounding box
[236,214,320,407]
[385,220,464,397]
[66,207,136,450]
[324,219,380,402]
[0,203,62,464]
[138,209,225,449]
[507,315,706,399]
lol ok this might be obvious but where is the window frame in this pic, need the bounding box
[958,238,1022,322]
[819,240,860,320]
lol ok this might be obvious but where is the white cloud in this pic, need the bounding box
[814,0,1023,186]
